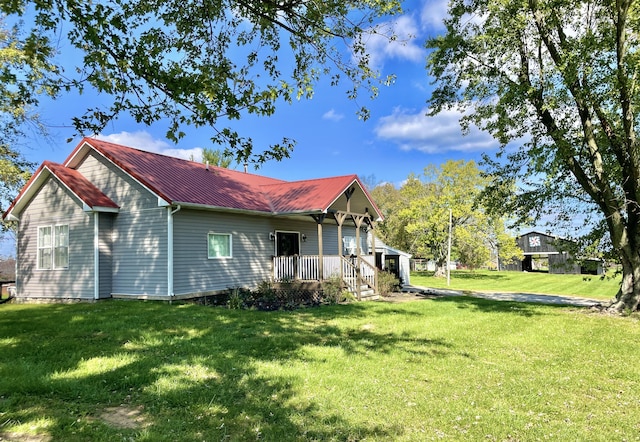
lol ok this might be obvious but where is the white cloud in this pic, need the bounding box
[322,109,344,122]
[375,107,498,153]
[96,131,204,161]
[360,15,425,69]
[420,0,449,31]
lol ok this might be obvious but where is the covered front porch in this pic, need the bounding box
[273,254,377,300]
[269,179,382,300]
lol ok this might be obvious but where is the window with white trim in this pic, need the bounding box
[343,235,366,255]
[54,225,69,268]
[208,233,232,259]
[38,224,69,269]
[38,226,52,269]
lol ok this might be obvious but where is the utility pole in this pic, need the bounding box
[447,208,452,286]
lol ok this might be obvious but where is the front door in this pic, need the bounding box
[276,231,300,256]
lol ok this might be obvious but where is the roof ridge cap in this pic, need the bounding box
[86,138,288,183]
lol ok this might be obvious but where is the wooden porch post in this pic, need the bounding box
[369,219,378,294]
[370,220,376,257]
[353,215,365,301]
[335,212,347,280]
[312,214,326,280]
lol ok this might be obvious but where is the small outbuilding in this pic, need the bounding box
[370,235,411,286]
[502,231,603,275]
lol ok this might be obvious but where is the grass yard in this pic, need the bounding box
[411,270,622,301]
[1,299,639,441]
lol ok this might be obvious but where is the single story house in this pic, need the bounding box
[501,230,604,275]
[2,138,384,302]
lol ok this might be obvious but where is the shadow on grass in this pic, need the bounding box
[0,300,457,441]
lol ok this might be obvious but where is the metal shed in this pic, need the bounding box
[370,235,412,286]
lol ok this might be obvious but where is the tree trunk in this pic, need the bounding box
[606,253,640,313]
[434,257,447,278]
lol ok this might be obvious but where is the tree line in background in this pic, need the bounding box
[370,160,523,277]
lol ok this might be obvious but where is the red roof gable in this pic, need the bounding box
[262,175,360,213]
[44,162,119,210]
[2,160,118,220]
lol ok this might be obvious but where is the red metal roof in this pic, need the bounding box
[4,137,383,220]
[43,162,119,210]
[262,176,360,213]
[74,138,380,216]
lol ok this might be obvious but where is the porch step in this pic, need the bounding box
[347,285,379,301]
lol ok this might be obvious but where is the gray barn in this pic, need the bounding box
[502,231,603,275]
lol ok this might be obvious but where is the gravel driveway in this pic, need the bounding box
[383,286,603,307]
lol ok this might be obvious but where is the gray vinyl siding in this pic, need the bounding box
[111,208,168,296]
[75,151,159,209]
[77,150,170,297]
[173,209,273,294]
[98,213,113,298]
[172,210,362,295]
[269,218,359,256]
[16,177,95,299]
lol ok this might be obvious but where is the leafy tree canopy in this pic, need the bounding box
[372,160,522,277]
[0,0,401,164]
[201,148,236,169]
[427,0,640,311]
[0,19,41,220]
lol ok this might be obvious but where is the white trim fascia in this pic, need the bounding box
[82,203,120,213]
[91,206,120,213]
[4,167,51,219]
[63,140,92,168]
[94,212,100,300]
[324,178,359,212]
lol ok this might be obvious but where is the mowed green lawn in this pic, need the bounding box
[411,270,622,301]
[1,299,639,441]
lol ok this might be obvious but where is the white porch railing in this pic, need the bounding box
[273,255,377,298]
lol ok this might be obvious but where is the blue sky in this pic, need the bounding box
[20,0,498,185]
[1,0,503,256]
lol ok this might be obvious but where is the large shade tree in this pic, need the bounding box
[427,0,640,312]
[0,0,401,234]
